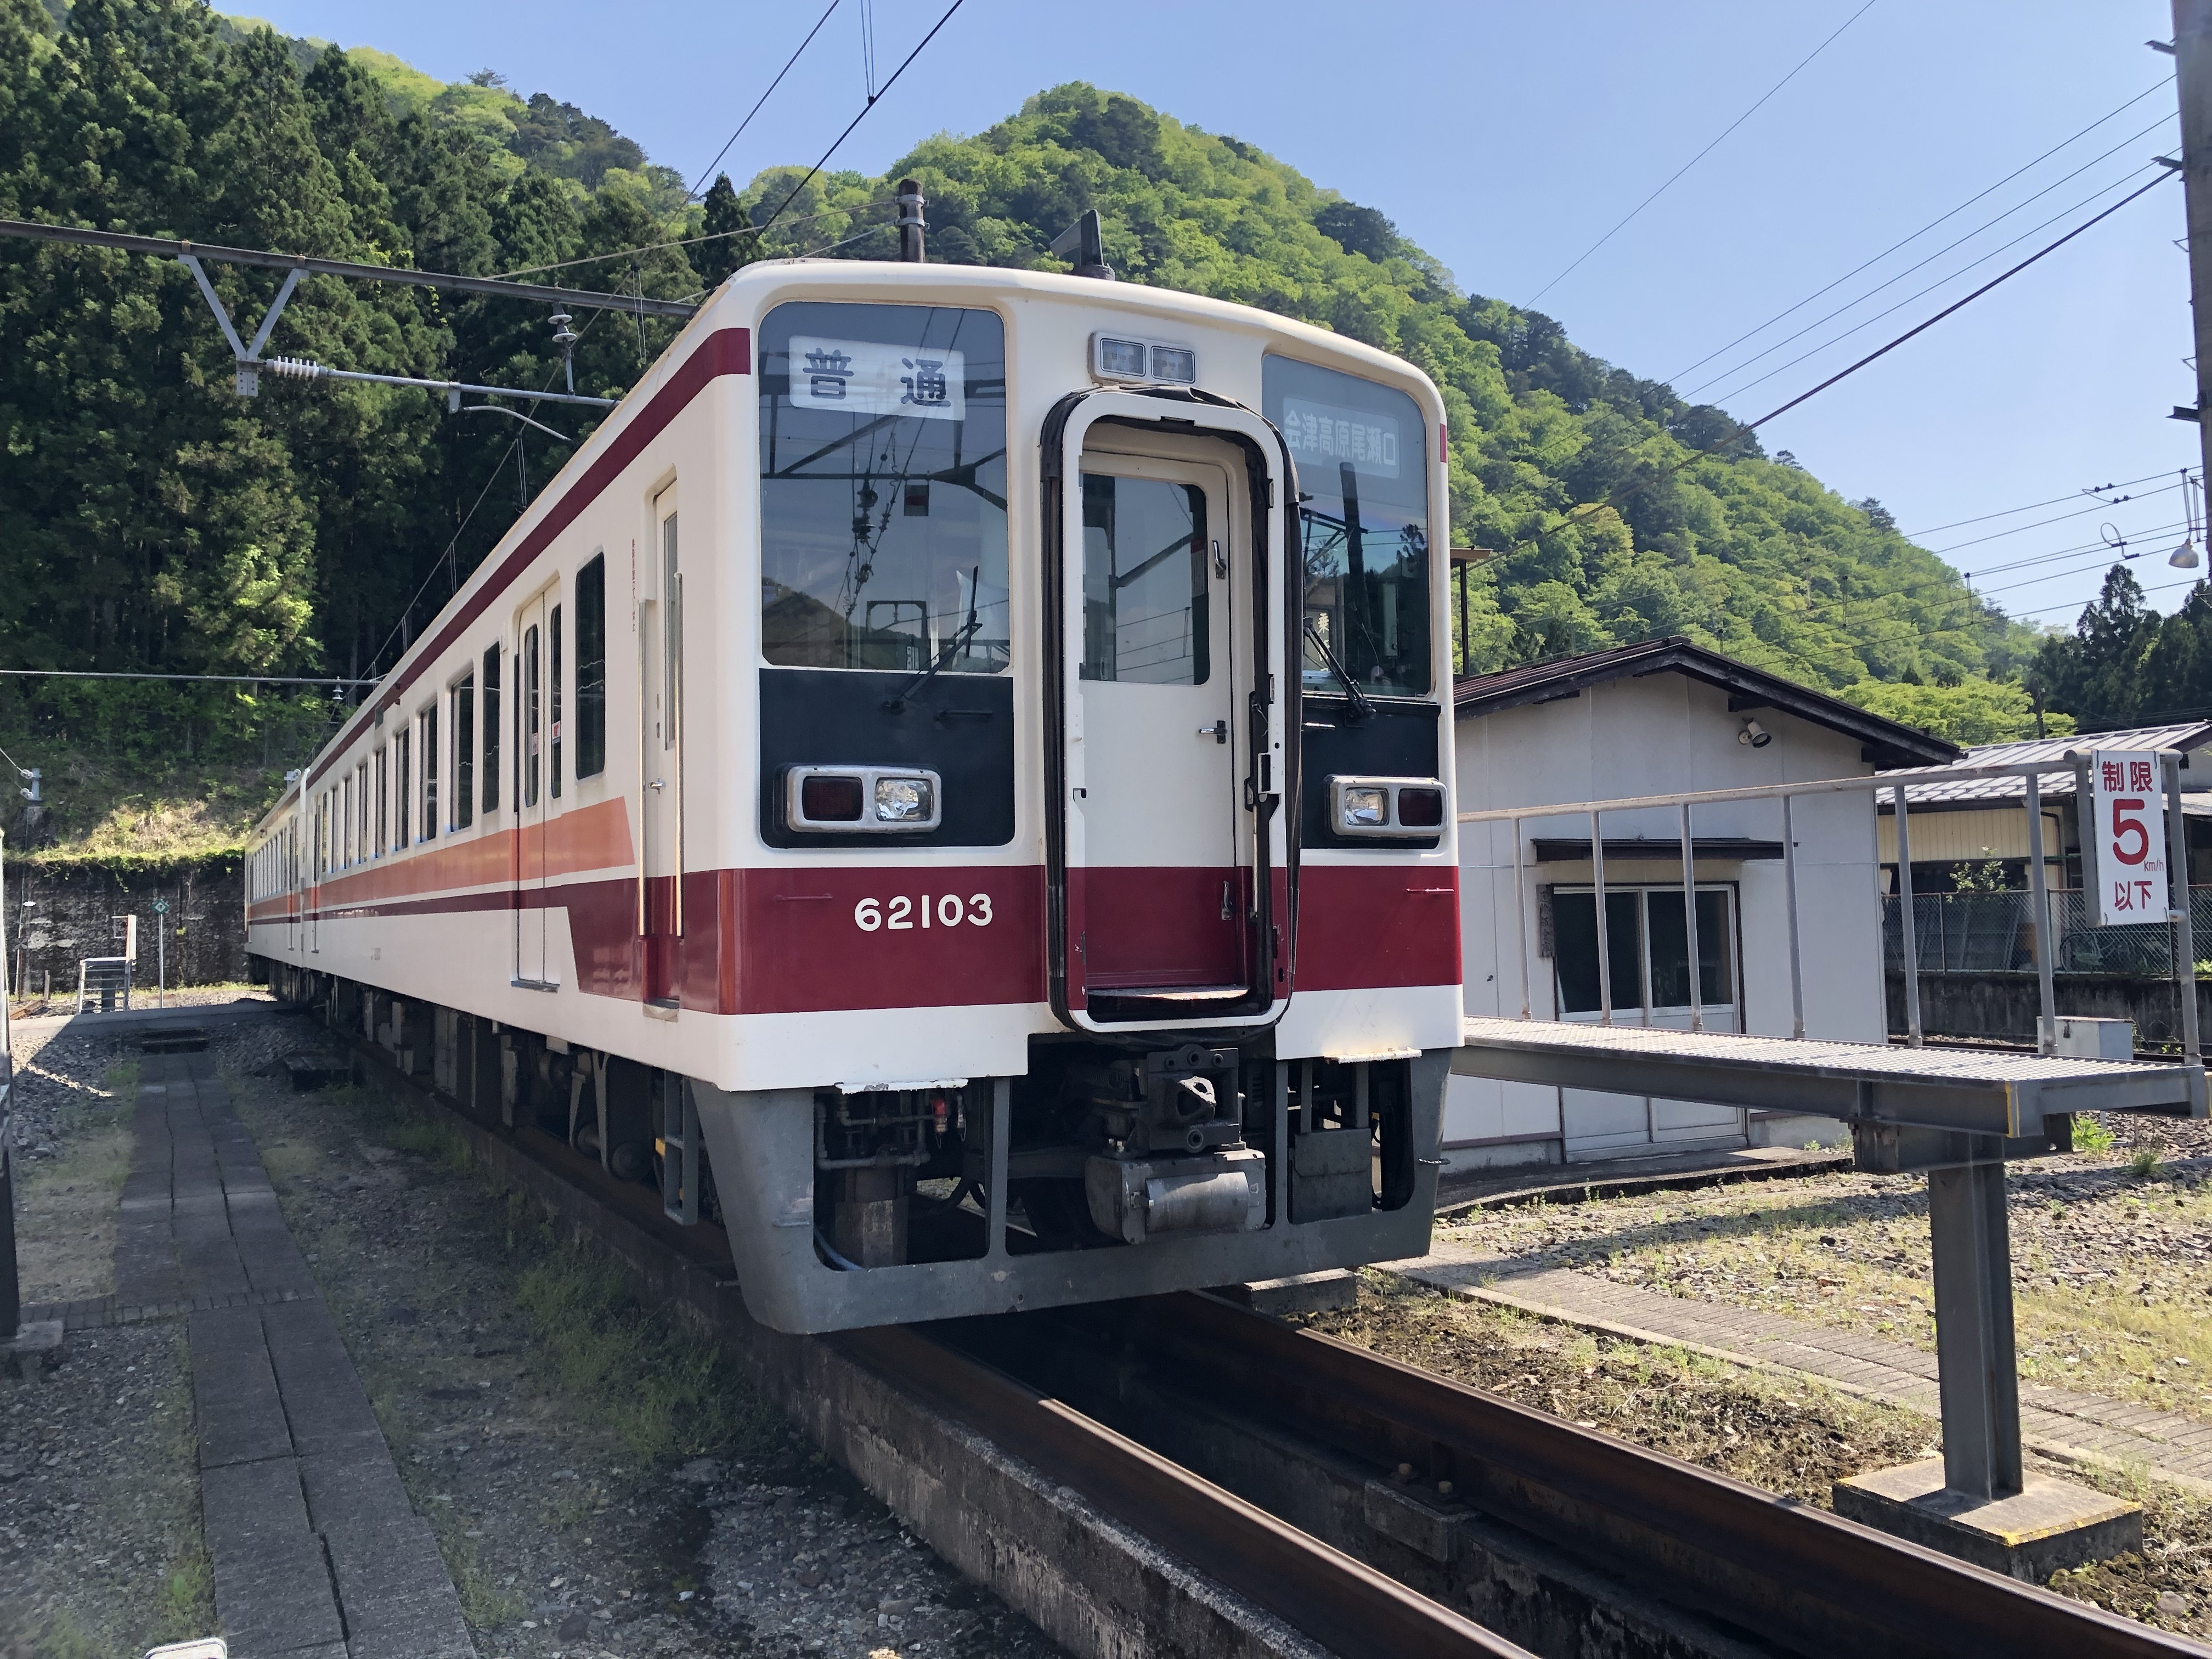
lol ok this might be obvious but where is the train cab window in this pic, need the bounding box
[576,555,606,778]
[1079,475,1210,685]
[418,705,438,840]
[452,673,475,830]
[758,302,1009,674]
[482,645,501,811]
[1262,357,1431,697]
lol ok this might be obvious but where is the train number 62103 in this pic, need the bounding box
[853,894,995,932]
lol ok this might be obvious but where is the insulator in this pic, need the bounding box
[266,356,326,380]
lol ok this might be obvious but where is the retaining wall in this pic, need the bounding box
[1885,969,2211,1048]
[4,853,245,995]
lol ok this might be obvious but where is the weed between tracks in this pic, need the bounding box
[1300,1271,2211,1638]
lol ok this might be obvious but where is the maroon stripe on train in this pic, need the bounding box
[252,860,1458,1014]
[307,326,753,790]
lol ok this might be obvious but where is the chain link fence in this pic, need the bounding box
[1882,888,2212,977]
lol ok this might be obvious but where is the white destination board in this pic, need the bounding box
[2085,748,2170,927]
[1282,397,1400,478]
[788,336,964,420]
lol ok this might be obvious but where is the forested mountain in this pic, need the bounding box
[0,0,2071,847]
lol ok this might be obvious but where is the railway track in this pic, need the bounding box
[328,1017,2209,1659]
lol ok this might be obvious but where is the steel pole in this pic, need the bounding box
[2176,0,2212,471]
[2165,751,2208,1114]
[1591,810,1612,1026]
[2025,775,2056,1056]
[1782,794,1805,1040]
[1893,784,1923,1047]
[1928,1160,2024,1500]
[1680,801,1702,1032]
[1511,818,1531,1020]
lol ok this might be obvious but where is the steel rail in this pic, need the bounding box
[0,217,699,318]
[319,1005,2204,1659]
[1111,1292,2208,1659]
[839,1324,1530,1658]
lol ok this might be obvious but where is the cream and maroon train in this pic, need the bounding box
[246,253,1460,1333]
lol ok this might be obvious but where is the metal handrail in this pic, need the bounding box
[1458,749,2205,1109]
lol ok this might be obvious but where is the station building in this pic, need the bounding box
[1448,637,1959,1173]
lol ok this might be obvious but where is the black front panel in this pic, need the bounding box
[1299,697,1442,850]
[759,667,1014,848]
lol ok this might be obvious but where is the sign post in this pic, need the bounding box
[153,897,170,1010]
[2084,751,2171,927]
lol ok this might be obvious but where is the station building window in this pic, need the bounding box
[758,301,1009,675]
[1549,884,1739,1019]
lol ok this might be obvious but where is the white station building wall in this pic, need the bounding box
[1451,673,1884,1171]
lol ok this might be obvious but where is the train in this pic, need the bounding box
[245,241,1462,1334]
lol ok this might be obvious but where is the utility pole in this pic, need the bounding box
[2176,2,2212,487]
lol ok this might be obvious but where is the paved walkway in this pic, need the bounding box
[1395,1242,2212,1494]
[117,1051,473,1659]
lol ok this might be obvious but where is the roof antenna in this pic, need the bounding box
[1048,210,1115,281]
[897,178,927,263]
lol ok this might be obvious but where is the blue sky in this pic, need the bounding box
[237,0,2204,635]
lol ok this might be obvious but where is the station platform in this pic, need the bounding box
[1457,1017,2207,1138]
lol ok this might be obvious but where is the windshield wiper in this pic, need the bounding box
[1304,617,1375,722]
[883,567,983,712]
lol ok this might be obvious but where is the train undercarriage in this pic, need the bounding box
[259,960,1447,1333]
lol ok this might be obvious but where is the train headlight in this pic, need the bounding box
[1095,336,1148,379]
[1328,775,1449,840]
[873,775,933,823]
[786,766,943,833]
[1091,332,1199,387]
[1341,786,1389,828]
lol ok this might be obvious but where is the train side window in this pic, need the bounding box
[550,604,564,799]
[758,301,1009,674]
[355,763,368,862]
[482,646,501,811]
[452,672,475,830]
[576,555,606,778]
[1079,475,1210,685]
[375,745,388,855]
[395,727,411,848]
[523,623,540,809]
[340,773,353,867]
[419,705,438,841]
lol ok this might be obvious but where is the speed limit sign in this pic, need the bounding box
[2085,749,2170,927]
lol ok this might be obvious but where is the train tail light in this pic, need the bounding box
[1328,775,1448,840]
[786,765,944,833]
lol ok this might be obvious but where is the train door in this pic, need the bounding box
[515,588,554,987]
[286,814,301,955]
[639,485,681,1008]
[1051,399,1290,1030]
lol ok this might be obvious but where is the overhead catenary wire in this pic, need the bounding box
[1692,158,2171,407]
[741,0,967,252]
[1505,168,2179,554]
[1667,75,2176,387]
[684,0,843,201]
[1899,466,2188,539]
[492,196,898,281]
[1524,0,1876,307]
[0,669,376,686]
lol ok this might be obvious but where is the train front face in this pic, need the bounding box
[695,262,1462,1332]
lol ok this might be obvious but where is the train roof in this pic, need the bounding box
[250,259,1446,842]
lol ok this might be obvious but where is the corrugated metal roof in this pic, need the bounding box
[1876,722,2212,805]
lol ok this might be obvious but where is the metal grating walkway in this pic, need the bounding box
[1456,1017,2204,1136]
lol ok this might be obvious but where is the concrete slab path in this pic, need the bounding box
[120,1051,475,1659]
[1394,1242,2212,1495]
